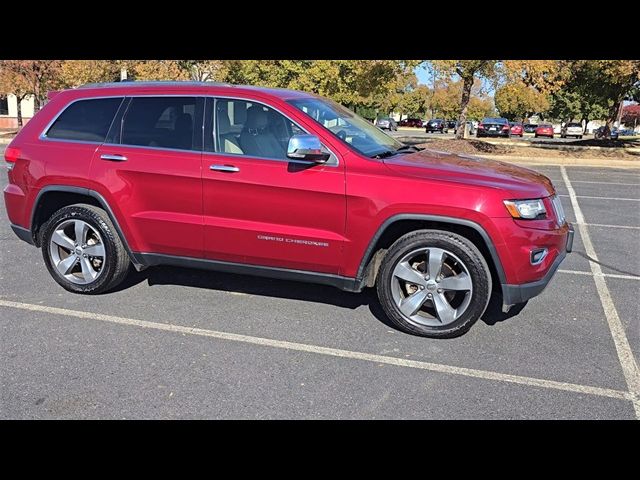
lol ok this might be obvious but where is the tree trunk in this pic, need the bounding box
[16,95,24,128]
[456,75,474,140]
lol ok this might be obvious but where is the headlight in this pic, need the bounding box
[504,199,547,219]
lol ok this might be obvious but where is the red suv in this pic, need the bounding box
[3,82,573,338]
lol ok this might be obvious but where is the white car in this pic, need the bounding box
[561,122,583,139]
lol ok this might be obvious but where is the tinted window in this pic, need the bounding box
[122,97,199,151]
[482,117,508,125]
[46,98,122,142]
[212,99,304,159]
[567,123,582,127]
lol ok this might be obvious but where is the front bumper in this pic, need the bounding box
[501,223,574,305]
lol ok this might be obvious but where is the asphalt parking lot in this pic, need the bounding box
[1,145,639,419]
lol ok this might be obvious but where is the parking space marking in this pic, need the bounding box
[561,166,640,418]
[571,180,640,186]
[558,194,640,202]
[566,170,640,177]
[581,223,640,231]
[0,298,633,404]
[559,269,640,281]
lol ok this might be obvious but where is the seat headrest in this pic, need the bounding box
[245,106,268,131]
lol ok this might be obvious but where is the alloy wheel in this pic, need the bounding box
[48,219,106,284]
[390,247,473,327]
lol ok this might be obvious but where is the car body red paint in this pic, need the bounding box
[4,82,572,310]
[535,124,554,138]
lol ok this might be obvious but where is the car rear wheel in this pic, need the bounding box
[41,204,130,294]
[376,230,492,338]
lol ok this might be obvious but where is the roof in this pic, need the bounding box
[75,81,316,100]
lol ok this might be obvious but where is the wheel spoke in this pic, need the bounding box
[393,261,426,286]
[432,292,457,324]
[51,229,75,250]
[74,221,87,245]
[80,256,98,281]
[56,254,78,276]
[438,272,472,291]
[427,248,445,279]
[83,243,105,257]
[399,290,429,317]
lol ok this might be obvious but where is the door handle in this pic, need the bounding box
[100,154,128,162]
[210,164,240,173]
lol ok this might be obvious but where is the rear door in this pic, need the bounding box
[201,97,346,274]
[90,95,205,258]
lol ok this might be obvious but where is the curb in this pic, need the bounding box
[478,154,640,169]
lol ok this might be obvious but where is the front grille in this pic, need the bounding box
[551,195,566,226]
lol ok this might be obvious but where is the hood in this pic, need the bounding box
[383,149,555,198]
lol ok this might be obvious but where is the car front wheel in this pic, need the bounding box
[41,204,131,294]
[376,230,492,338]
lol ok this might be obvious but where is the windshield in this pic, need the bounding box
[288,97,403,157]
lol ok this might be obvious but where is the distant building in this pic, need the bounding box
[0,94,35,128]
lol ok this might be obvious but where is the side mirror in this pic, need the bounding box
[287,134,331,164]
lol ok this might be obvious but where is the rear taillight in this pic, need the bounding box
[502,125,509,130]
[478,124,484,129]
[4,146,20,171]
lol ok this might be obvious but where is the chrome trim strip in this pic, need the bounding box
[37,93,340,166]
[101,142,201,155]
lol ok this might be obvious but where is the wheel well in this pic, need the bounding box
[31,191,101,246]
[361,219,502,291]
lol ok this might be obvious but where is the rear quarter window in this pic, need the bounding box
[45,97,123,142]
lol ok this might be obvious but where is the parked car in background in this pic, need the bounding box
[477,117,511,138]
[560,123,583,139]
[594,126,619,139]
[535,124,554,138]
[523,124,538,134]
[425,118,448,133]
[617,128,635,136]
[446,120,457,130]
[454,121,475,135]
[376,117,397,131]
[398,118,424,128]
[509,122,524,137]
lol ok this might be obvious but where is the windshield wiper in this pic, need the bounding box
[371,150,397,159]
[395,145,422,153]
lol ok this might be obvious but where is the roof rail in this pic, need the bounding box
[78,80,232,89]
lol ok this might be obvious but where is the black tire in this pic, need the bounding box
[578,135,582,139]
[40,204,130,294]
[376,229,492,338]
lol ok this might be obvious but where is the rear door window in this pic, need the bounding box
[45,97,123,142]
[121,96,201,151]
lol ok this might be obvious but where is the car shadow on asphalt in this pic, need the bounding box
[113,265,524,333]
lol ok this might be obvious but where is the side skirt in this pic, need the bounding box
[132,252,363,292]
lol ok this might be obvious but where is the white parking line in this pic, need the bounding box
[568,170,640,177]
[582,223,640,231]
[0,298,633,406]
[561,166,640,419]
[559,269,640,281]
[558,194,640,202]
[571,180,640,186]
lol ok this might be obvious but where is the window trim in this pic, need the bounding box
[40,96,126,145]
[205,96,339,167]
[0,95,9,116]
[39,93,338,166]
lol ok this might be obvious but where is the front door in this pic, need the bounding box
[201,97,346,274]
[90,95,204,258]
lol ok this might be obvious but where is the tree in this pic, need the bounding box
[179,60,227,82]
[0,65,31,127]
[567,60,640,138]
[58,60,121,88]
[622,104,640,130]
[0,60,62,111]
[495,82,549,121]
[126,60,189,81]
[466,96,495,121]
[432,60,498,139]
